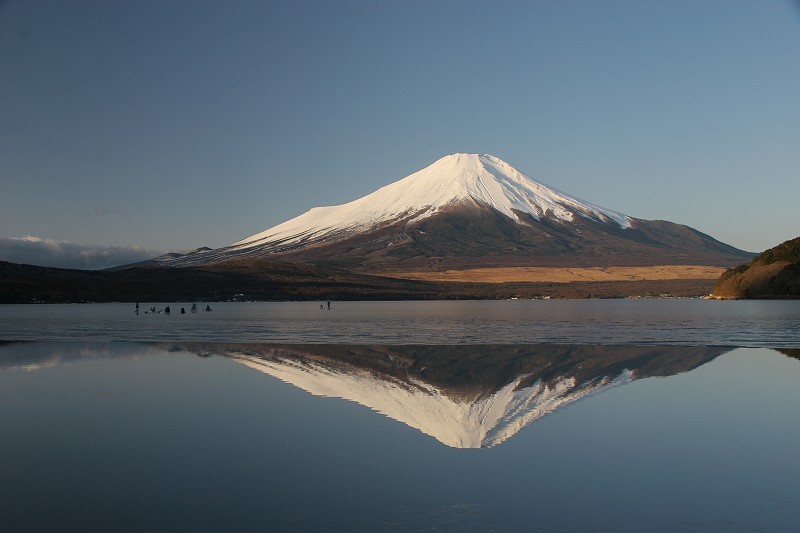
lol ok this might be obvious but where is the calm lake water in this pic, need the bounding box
[1,301,799,531]
[1,299,799,346]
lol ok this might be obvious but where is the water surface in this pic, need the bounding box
[1,341,799,531]
[2,300,799,531]
[2,299,799,346]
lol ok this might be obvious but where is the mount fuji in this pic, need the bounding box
[155,154,750,271]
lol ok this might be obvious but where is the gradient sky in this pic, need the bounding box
[1,0,799,268]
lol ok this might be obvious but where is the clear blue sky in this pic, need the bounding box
[1,0,799,268]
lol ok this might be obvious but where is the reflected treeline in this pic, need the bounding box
[779,349,800,361]
[167,343,735,448]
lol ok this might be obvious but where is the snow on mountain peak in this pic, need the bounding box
[233,153,631,250]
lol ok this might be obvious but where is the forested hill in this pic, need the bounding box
[713,236,800,298]
[751,237,800,266]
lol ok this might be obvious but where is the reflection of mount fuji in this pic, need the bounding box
[174,344,731,448]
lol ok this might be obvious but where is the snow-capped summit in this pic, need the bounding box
[232,153,630,252]
[151,153,750,269]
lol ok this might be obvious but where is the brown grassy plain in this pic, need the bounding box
[384,265,726,284]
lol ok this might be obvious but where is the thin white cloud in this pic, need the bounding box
[0,236,167,270]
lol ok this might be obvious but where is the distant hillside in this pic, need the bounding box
[0,260,443,303]
[0,260,717,303]
[713,236,800,299]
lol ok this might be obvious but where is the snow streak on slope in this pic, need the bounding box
[232,154,631,251]
[232,352,634,448]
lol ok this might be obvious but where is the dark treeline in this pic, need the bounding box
[1,260,716,304]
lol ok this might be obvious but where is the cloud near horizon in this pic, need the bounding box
[0,236,168,270]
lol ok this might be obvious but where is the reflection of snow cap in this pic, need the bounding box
[233,353,634,449]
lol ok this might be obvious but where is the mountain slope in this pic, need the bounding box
[153,154,752,270]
